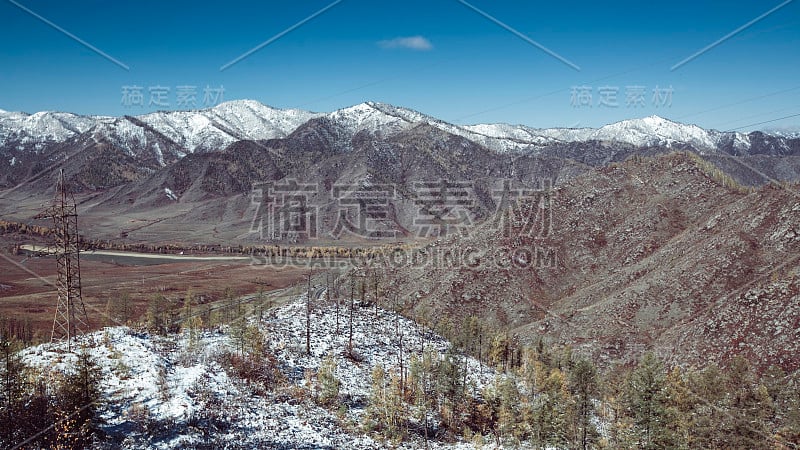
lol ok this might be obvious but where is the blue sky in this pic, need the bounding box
[0,0,798,131]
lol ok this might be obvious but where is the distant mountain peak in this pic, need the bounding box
[606,115,688,128]
[213,98,266,108]
[2,100,798,167]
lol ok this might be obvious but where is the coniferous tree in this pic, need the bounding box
[664,366,692,447]
[306,268,312,355]
[52,347,101,449]
[436,349,465,433]
[231,318,249,356]
[21,382,53,447]
[724,356,772,449]
[0,340,24,411]
[686,363,728,448]
[489,374,523,445]
[348,276,355,357]
[778,375,800,446]
[146,294,169,335]
[106,292,132,326]
[569,358,599,450]
[317,354,340,407]
[531,368,572,448]
[763,365,800,446]
[366,364,405,441]
[409,350,436,445]
[489,332,510,372]
[0,339,29,446]
[182,290,203,346]
[605,370,638,449]
[626,352,675,449]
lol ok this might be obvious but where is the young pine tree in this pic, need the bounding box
[317,354,340,407]
[531,368,572,448]
[724,356,772,449]
[494,374,524,445]
[436,349,466,433]
[569,358,599,450]
[0,339,30,446]
[106,292,132,326]
[146,295,169,335]
[52,347,101,449]
[626,352,677,449]
[366,364,405,441]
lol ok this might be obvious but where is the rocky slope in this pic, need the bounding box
[384,152,800,374]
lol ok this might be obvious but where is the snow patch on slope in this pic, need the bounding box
[164,187,178,201]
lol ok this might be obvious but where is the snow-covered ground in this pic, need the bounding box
[19,294,497,449]
[270,293,495,397]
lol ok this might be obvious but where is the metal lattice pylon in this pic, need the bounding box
[35,169,88,351]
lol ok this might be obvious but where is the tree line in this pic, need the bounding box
[357,320,800,449]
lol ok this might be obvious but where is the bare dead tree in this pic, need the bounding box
[348,274,355,356]
[328,272,338,335]
[373,271,379,319]
[306,267,312,356]
[478,328,483,376]
[398,329,404,393]
[359,271,366,307]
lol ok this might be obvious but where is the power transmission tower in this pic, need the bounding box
[35,169,88,351]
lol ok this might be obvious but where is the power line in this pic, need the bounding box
[727,112,800,131]
[710,105,797,129]
[677,85,800,121]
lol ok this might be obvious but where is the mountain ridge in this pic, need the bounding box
[2,100,794,161]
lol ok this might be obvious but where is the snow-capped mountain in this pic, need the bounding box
[582,115,731,151]
[764,126,800,139]
[325,102,420,137]
[90,101,320,165]
[105,101,321,159]
[0,110,97,151]
[0,100,321,165]
[465,115,756,153]
[1,100,798,170]
[325,101,558,152]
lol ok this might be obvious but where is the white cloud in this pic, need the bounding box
[378,35,433,51]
